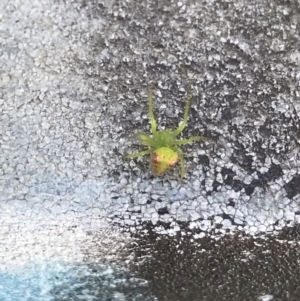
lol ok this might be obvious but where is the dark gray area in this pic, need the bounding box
[1,0,300,300]
[129,228,300,301]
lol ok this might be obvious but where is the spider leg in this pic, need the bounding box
[172,93,192,137]
[124,149,152,159]
[136,133,155,146]
[173,136,204,146]
[148,86,158,137]
[174,146,185,182]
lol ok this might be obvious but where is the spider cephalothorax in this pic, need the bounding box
[125,87,204,181]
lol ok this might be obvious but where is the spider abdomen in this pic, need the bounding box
[150,147,179,176]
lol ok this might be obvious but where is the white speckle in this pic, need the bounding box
[151,212,159,225]
[258,294,274,301]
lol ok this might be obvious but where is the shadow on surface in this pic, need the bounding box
[128,226,300,301]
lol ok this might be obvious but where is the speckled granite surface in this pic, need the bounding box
[1,0,300,300]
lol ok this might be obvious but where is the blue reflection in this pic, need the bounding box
[0,262,157,301]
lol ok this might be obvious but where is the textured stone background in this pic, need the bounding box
[1,0,300,300]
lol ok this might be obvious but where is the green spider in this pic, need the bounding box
[124,86,204,182]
